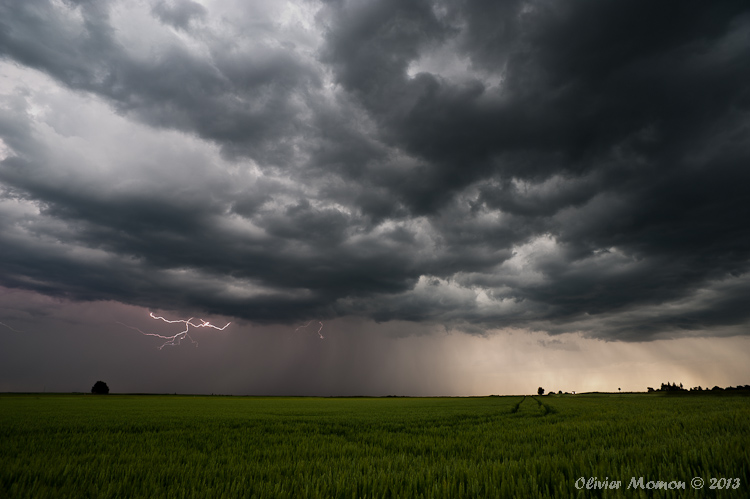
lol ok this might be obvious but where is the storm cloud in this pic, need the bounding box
[1,0,749,341]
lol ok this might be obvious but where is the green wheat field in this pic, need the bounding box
[1,392,748,498]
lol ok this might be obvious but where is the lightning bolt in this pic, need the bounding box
[295,320,324,339]
[0,321,23,332]
[118,312,231,350]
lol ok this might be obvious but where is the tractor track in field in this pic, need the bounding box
[510,396,556,416]
[510,396,525,413]
[530,396,557,415]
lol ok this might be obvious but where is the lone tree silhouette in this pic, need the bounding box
[91,381,109,395]
[537,387,544,396]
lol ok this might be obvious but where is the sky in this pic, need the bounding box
[1,0,749,396]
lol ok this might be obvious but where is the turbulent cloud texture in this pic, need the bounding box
[1,0,749,341]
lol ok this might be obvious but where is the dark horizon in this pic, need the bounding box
[6,382,750,397]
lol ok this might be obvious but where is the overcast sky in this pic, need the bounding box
[1,0,749,395]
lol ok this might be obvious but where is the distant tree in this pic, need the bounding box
[558,390,563,395]
[647,387,654,392]
[91,381,109,395]
[711,386,723,391]
[660,382,685,392]
[537,387,544,396]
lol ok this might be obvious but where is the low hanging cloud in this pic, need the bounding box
[1,0,749,341]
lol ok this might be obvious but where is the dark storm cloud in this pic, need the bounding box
[1,0,749,340]
[0,0,317,165]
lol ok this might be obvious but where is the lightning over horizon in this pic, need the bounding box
[295,320,324,339]
[1,0,749,406]
[118,313,231,350]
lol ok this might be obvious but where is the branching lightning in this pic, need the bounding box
[295,320,324,339]
[119,312,231,350]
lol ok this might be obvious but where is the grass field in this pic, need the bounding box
[1,392,748,498]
